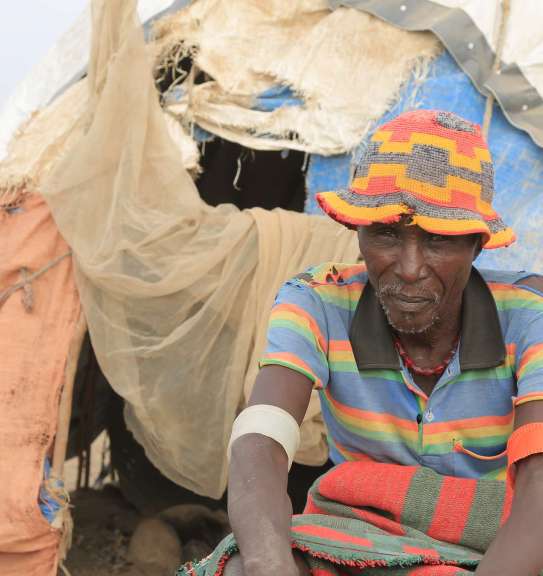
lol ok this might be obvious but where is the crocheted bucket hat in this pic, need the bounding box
[317,110,515,249]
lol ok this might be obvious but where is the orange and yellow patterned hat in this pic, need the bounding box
[317,110,515,249]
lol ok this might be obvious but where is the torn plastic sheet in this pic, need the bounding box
[253,86,304,112]
[171,84,305,144]
[38,458,66,526]
[160,0,440,155]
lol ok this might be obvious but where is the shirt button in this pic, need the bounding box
[425,410,434,422]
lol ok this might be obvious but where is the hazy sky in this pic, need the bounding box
[0,1,88,108]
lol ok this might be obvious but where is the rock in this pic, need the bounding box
[128,517,182,575]
[159,504,230,547]
[181,538,213,563]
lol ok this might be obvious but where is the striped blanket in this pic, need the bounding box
[177,461,513,575]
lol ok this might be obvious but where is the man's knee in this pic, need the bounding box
[223,554,244,576]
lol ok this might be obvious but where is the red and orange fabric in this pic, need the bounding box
[178,461,513,575]
[0,193,80,576]
[507,422,543,486]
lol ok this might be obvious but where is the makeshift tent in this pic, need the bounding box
[37,0,450,500]
[1,0,542,571]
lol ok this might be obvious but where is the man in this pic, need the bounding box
[223,110,543,575]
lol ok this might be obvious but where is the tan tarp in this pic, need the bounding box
[42,0,360,498]
[0,79,199,201]
[0,194,80,575]
[0,81,88,206]
[157,0,439,154]
[433,0,543,91]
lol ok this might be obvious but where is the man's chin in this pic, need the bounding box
[385,310,439,335]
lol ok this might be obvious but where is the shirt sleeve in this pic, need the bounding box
[260,277,330,389]
[514,288,543,406]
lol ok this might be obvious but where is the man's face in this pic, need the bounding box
[358,220,480,334]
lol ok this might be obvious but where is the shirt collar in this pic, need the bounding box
[349,267,505,371]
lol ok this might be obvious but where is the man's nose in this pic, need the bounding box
[395,240,426,284]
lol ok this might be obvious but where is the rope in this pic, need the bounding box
[482,0,511,139]
[0,251,72,311]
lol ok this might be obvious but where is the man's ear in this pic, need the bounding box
[357,227,367,260]
[473,235,483,261]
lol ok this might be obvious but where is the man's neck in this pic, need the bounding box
[396,300,462,356]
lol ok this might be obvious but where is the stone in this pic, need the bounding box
[128,517,182,574]
[181,538,213,563]
[159,504,230,547]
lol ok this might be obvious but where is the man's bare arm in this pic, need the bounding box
[227,365,313,576]
[475,400,543,576]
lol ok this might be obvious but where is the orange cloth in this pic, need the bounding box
[507,422,543,487]
[0,193,80,575]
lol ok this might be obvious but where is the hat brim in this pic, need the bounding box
[317,190,516,250]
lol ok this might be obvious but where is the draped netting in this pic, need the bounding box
[42,0,359,498]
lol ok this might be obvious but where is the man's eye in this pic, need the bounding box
[428,234,449,242]
[376,227,398,238]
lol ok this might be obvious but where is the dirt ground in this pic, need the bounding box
[62,486,141,576]
[62,435,140,575]
[62,485,230,576]
[60,435,230,576]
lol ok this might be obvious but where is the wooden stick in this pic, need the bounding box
[52,309,88,478]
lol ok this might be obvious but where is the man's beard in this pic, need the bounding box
[376,280,441,334]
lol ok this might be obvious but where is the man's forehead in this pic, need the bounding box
[360,219,423,233]
[358,220,481,245]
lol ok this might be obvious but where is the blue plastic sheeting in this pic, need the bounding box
[163,86,215,143]
[193,124,215,143]
[305,154,352,214]
[175,85,303,143]
[253,85,304,112]
[39,458,65,524]
[305,51,543,272]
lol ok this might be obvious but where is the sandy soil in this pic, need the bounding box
[60,435,229,575]
[62,486,142,576]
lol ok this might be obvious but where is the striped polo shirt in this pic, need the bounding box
[261,263,543,480]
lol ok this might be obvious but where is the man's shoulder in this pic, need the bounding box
[285,262,368,313]
[479,268,543,309]
[479,268,541,285]
[292,262,368,288]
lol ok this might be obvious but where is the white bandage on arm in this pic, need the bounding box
[227,404,301,470]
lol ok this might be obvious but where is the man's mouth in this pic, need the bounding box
[387,293,436,312]
[393,294,432,304]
